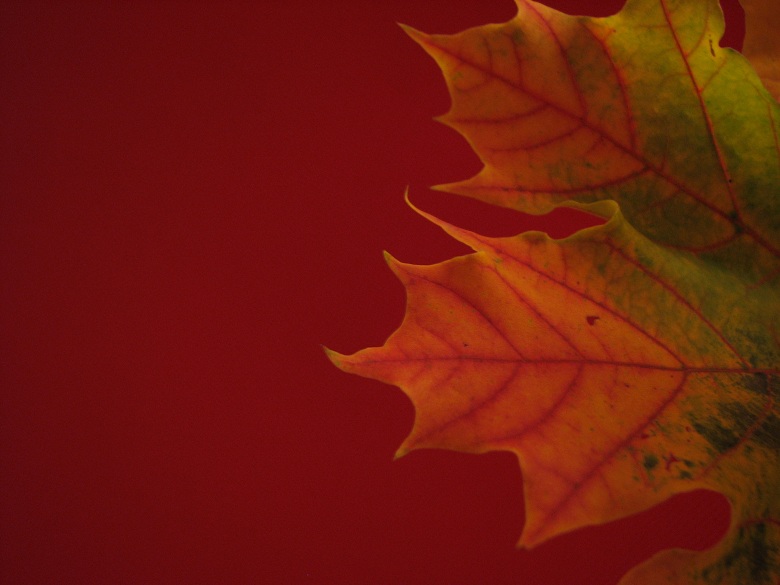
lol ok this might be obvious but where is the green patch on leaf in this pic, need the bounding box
[643,453,659,471]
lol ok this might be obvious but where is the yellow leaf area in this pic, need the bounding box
[326,0,780,583]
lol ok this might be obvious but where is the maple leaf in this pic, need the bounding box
[326,0,780,583]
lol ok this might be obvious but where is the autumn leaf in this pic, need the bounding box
[326,0,780,583]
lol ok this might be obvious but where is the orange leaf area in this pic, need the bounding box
[327,0,780,582]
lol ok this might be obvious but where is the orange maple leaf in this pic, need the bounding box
[327,0,780,582]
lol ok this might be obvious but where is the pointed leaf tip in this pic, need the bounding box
[382,249,398,266]
[397,22,426,44]
[321,345,344,368]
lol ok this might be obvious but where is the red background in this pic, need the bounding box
[2,1,743,583]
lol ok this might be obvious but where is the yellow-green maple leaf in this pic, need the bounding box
[327,0,780,582]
